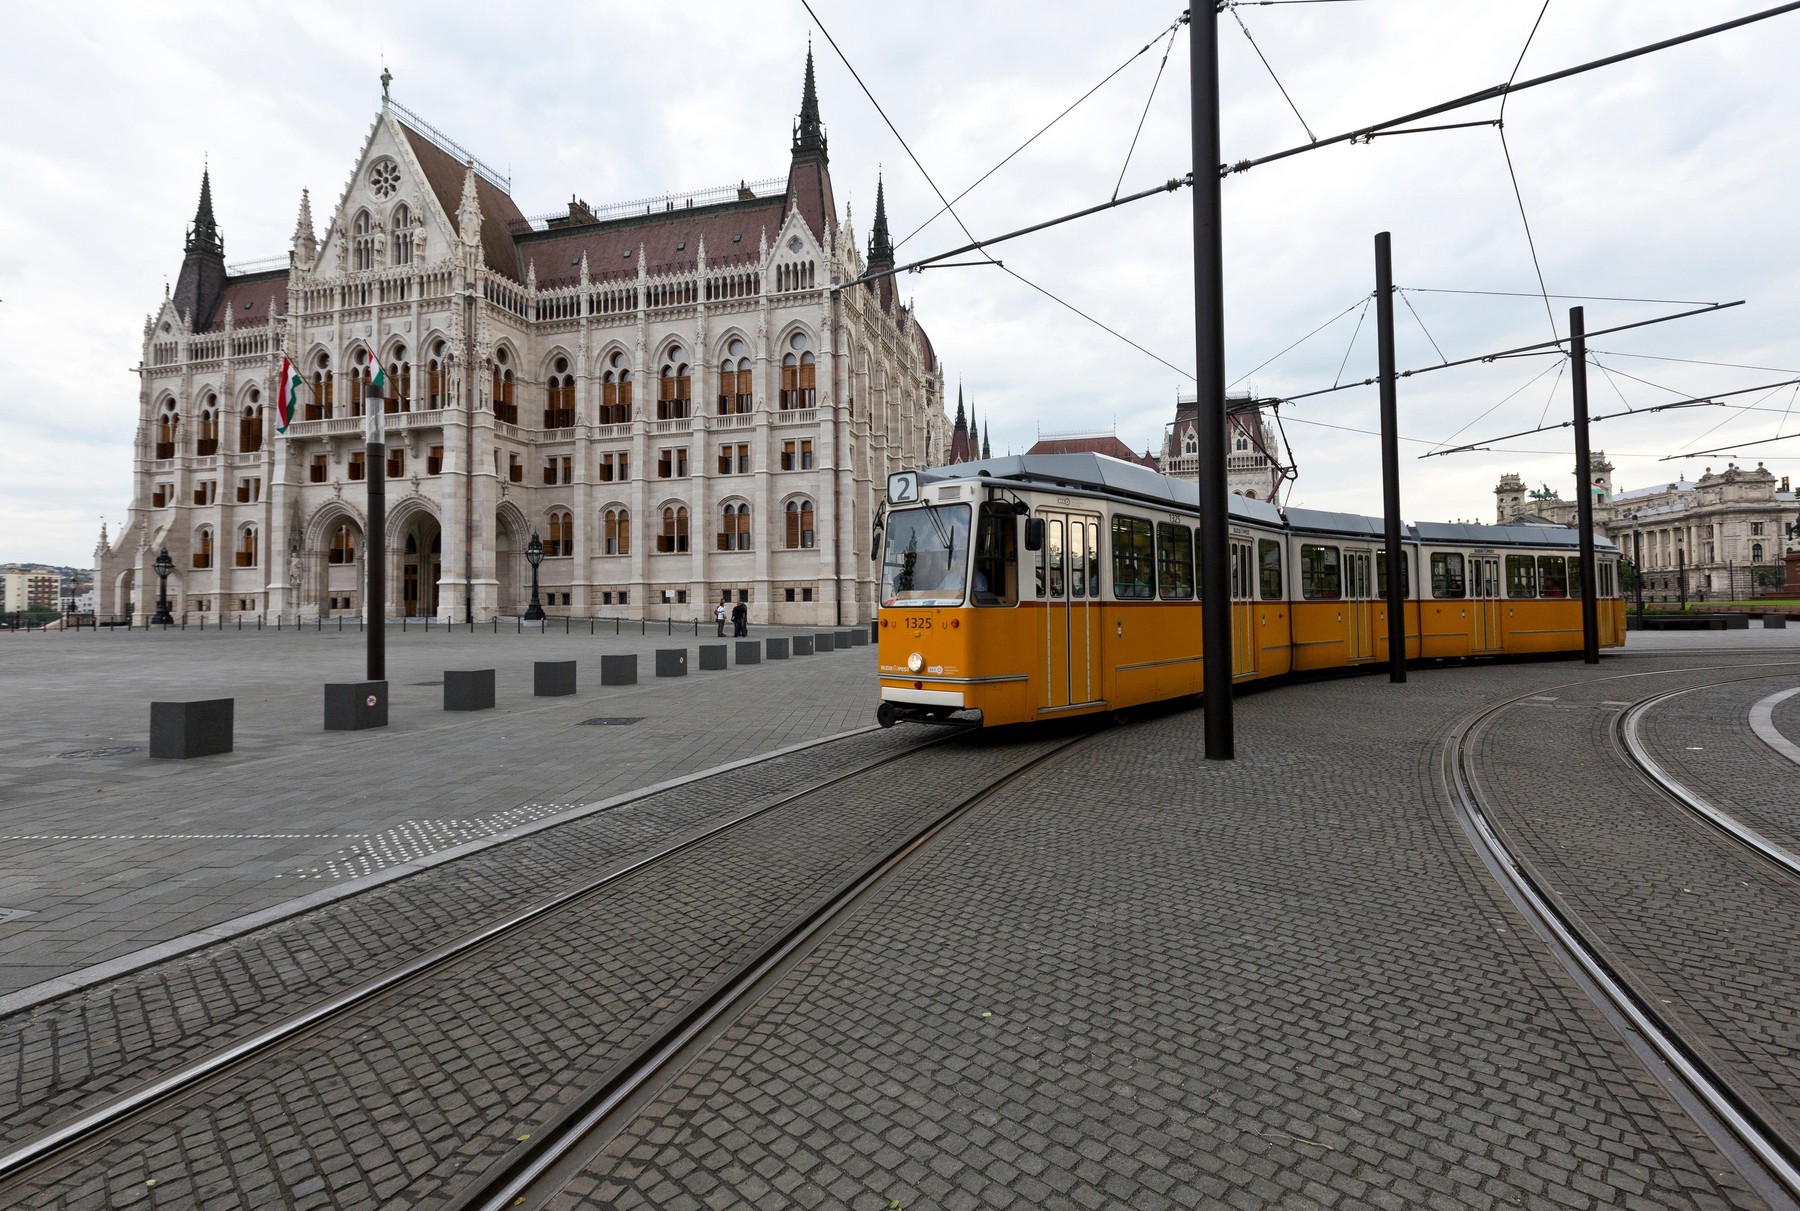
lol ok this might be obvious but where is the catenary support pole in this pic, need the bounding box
[1191,4,1233,759]
[1375,232,1406,683]
[1570,306,1600,663]
[366,385,387,681]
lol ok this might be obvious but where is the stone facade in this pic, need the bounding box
[96,55,946,626]
[1496,453,1799,600]
[1158,393,1284,502]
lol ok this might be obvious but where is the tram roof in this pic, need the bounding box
[917,454,1615,550]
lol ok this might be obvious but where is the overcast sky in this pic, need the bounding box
[4,0,1797,567]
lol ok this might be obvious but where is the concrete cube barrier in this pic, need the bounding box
[847,628,869,647]
[1724,614,1750,629]
[792,634,814,656]
[814,633,835,653]
[534,660,577,697]
[870,619,880,642]
[445,669,496,711]
[656,649,688,677]
[765,637,790,660]
[837,629,859,648]
[600,654,638,685]
[150,698,234,759]
[736,640,762,665]
[1764,614,1789,629]
[324,681,388,731]
[698,644,728,671]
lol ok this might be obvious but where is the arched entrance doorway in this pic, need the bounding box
[401,514,442,618]
[495,506,526,616]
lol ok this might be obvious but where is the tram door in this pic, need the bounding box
[1471,556,1504,652]
[1344,549,1375,661]
[1041,511,1103,708]
[1229,540,1257,678]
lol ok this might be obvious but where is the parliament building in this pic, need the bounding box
[96,53,947,625]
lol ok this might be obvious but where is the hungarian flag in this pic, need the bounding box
[368,362,387,399]
[275,357,303,433]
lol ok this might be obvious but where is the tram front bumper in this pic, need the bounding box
[879,685,966,709]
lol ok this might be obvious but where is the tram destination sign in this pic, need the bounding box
[887,471,919,504]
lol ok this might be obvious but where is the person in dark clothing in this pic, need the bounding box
[731,600,748,637]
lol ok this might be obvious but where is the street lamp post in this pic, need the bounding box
[151,547,175,624]
[523,532,545,621]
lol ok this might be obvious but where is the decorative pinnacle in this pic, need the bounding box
[868,172,893,266]
[792,42,827,158]
[186,167,223,258]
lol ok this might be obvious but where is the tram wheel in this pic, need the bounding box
[876,701,901,729]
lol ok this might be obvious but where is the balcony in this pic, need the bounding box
[713,413,755,431]
[775,408,816,427]
[651,418,692,435]
[283,416,365,438]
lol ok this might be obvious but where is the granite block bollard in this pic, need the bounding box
[698,644,728,671]
[814,632,835,653]
[150,698,234,759]
[765,637,790,660]
[736,640,762,665]
[599,654,638,685]
[847,628,869,646]
[324,681,388,731]
[1765,614,1789,629]
[792,635,814,656]
[444,669,496,711]
[655,649,688,677]
[534,660,577,697]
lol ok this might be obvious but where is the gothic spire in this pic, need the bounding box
[792,42,827,159]
[953,383,967,432]
[968,394,977,440]
[291,188,316,266]
[868,173,893,267]
[186,167,223,258]
[982,421,991,460]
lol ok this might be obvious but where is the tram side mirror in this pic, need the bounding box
[1024,517,1045,552]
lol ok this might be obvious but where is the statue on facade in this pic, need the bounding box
[287,543,303,589]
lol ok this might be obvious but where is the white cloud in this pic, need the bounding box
[3,0,1797,564]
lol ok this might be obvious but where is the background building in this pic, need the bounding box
[96,55,946,625]
[1496,453,1799,600]
[1158,392,1285,502]
[1,565,62,615]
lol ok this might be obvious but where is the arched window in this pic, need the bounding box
[1754,542,1765,563]
[155,401,179,459]
[658,505,690,553]
[352,210,376,271]
[718,502,751,551]
[545,509,573,557]
[779,336,816,410]
[600,351,632,424]
[196,394,219,456]
[545,356,575,428]
[328,522,358,565]
[386,344,410,413]
[491,347,517,423]
[192,527,214,569]
[785,499,816,549]
[1183,429,1198,455]
[603,507,631,555]
[427,340,446,409]
[347,349,370,418]
[1234,430,1250,452]
[658,347,691,420]
[392,203,412,266]
[718,338,752,414]
[239,388,262,453]
[235,524,259,568]
[309,352,332,420]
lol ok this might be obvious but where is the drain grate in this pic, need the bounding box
[57,746,144,760]
[580,717,644,727]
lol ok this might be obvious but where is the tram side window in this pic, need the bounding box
[1158,522,1194,600]
[973,503,1019,606]
[1071,520,1087,599]
[1300,544,1341,600]
[1431,552,1466,598]
[1048,520,1065,599]
[1376,551,1411,597]
[1258,539,1283,600]
[1505,554,1537,598]
[1087,520,1101,598]
[1112,515,1155,599]
[1567,556,1583,597]
[1230,544,1254,600]
[1536,555,1567,598]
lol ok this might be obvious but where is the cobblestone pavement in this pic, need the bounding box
[0,728,922,1153]
[4,736,1064,1209]
[0,625,875,1000]
[547,654,1780,1211]
[1470,661,1800,1165]
[1635,673,1800,856]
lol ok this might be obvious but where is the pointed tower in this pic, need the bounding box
[950,384,972,463]
[867,174,893,270]
[783,44,837,243]
[291,188,317,269]
[173,167,227,330]
[982,421,991,461]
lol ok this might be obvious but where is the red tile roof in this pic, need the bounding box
[1027,435,1153,465]
[399,121,527,280]
[200,271,288,333]
[517,198,786,289]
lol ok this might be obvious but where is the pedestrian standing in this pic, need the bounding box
[732,600,748,637]
[715,598,727,637]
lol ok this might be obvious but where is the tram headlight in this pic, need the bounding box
[907,651,925,673]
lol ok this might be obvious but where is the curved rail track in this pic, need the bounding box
[0,727,980,1195]
[1446,671,1800,1211]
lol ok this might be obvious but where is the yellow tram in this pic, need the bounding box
[874,454,1625,728]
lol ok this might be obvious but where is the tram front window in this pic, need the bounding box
[881,503,972,606]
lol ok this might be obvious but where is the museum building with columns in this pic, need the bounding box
[96,54,947,625]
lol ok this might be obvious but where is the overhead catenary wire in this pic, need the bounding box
[1226,295,1370,389]
[1113,21,1183,201]
[1396,289,1448,365]
[1230,7,1316,143]
[893,13,1184,253]
[1498,1,1559,343]
[1426,358,1566,454]
[1588,348,1800,376]
[1407,287,1723,307]
[1332,298,1372,388]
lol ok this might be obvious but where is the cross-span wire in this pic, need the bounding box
[1332,298,1372,388]
[1535,357,1567,430]
[1114,21,1183,201]
[1404,287,1720,306]
[1588,348,1800,376]
[803,0,1195,381]
[1426,358,1565,454]
[1227,296,1369,389]
[894,13,1183,253]
[1396,289,1448,365]
[1498,1,1559,343]
[1231,7,1317,143]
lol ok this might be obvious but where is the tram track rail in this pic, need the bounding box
[0,728,967,1196]
[1445,669,1800,1211]
[438,730,1092,1211]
